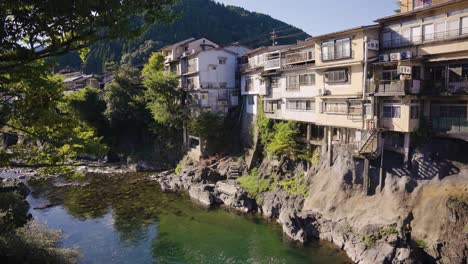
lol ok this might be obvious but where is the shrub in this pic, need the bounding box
[277,172,308,196]
[363,235,377,248]
[266,121,301,159]
[237,168,272,198]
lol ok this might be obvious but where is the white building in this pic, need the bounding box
[162,38,249,115]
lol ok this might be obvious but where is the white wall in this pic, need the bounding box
[197,50,237,88]
[245,95,258,115]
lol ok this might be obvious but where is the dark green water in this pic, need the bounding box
[27,173,351,264]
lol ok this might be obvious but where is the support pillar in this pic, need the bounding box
[379,134,385,193]
[363,158,369,195]
[306,123,312,142]
[403,132,411,163]
[327,126,333,167]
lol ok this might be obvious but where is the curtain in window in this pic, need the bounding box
[447,19,460,38]
[462,17,468,35]
[423,24,434,41]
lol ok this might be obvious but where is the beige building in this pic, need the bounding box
[373,0,468,160]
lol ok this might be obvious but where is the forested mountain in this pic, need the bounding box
[57,0,310,74]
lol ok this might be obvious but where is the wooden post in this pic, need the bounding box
[363,158,369,195]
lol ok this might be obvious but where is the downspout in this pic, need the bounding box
[362,36,369,130]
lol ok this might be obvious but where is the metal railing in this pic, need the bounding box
[375,80,409,94]
[285,51,315,64]
[382,27,468,48]
[321,49,353,61]
[429,117,468,132]
[264,58,281,70]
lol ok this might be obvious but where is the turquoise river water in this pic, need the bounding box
[26,173,352,264]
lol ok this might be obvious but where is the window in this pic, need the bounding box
[247,95,255,105]
[462,17,468,35]
[383,106,401,118]
[382,66,399,82]
[413,0,432,10]
[325,69,348,83]
[245,77,253,92]
[448,64,468,82]
[286,100,314,111]
[447,19,460,38]
[219,82,227,88]
[410,105,420,119]
[324,102,347,114]
[260,78,265,85]
[434,22,445,40]
[321,38,351,61]
[423,23,434,41]
[299,74,316,86]
[383,32,392,48]
[271,78,279,88]
[287,75,299,90]
[218,57,227,64]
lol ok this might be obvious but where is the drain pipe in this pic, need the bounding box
[362,36,369,131]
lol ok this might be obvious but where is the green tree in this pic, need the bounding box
[266,121,301,159]
[0,62,108,171]
[189,111,225,152]
[0,0,176,71]
[142,52,186,128]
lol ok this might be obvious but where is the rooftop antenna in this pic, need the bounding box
[271,29,278,46]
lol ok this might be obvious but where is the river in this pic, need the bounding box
[25,172,351,264]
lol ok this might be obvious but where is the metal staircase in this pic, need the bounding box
[358,129,380,158]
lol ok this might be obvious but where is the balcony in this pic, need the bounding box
[421,80,468,95]
[285,51,315,65]
[428,117,468,135]
[264,58,281,71]
[373,80,421,96]
[321,49,353,62]
[382,27,468,49]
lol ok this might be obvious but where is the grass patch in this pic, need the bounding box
[380,226,399,236]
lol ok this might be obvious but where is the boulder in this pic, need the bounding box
[189,185,214,206]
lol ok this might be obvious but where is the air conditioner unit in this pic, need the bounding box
[379,54,389,62]
[400,51,412,60]
[390,53,401,61]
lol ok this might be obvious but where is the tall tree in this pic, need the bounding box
[0,0,176,71]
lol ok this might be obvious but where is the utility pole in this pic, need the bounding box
[271,29,277,46]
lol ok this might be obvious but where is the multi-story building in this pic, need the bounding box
[162,38,249,115]
[161,38,249,158]
[372,0,468,160]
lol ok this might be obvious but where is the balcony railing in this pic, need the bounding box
[382,27,468,48]
[429,117,468,133]
[321,49,353,61]
[372,80,422,96]
[264,58,281,70]
[285,51,315,65]
[421,80,468,95]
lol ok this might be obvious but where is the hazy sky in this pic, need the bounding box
[215,0,397,37]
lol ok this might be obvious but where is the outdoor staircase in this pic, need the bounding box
[358,129,380,158]
[227,162,241,179]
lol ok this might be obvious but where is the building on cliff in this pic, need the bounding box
[239,0,468,190]
[370,0,468,163]
[161,38,250,159]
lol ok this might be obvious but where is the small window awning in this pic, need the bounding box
[284,97,316,100]
[312,61,361,70]
[263,98,282,101]
[318,94,362,99]
[427,55,468,62]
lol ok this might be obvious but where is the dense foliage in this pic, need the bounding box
[58,0,309,73]
[0,0,176,72]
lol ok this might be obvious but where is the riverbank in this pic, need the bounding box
[150,145,468,264]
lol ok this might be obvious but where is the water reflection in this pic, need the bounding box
[28,173,351,264]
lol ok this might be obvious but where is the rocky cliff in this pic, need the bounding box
[151,144,467,264]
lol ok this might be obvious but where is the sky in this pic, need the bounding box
[215,0,398,37]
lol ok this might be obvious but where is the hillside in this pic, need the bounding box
[57,0,310,74]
